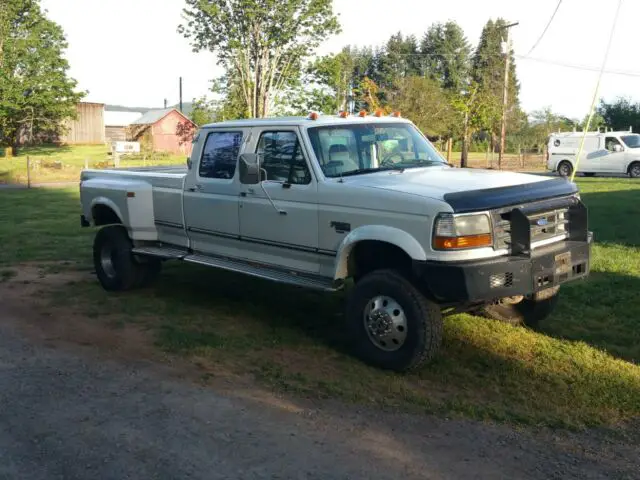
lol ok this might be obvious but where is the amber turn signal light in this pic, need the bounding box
[433,234,492,250]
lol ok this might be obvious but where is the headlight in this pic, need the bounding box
[433,213,492,250]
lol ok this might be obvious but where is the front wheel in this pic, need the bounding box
[477,286,560,328]
[346,270,443,372]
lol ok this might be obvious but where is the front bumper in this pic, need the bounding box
[415,233,592,303]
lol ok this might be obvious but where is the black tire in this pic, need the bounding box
[583,172,596,177]
[346,269,443,372]
[478,286,560,328]
[629,162,640,178]
[134,258,162,288]
[93,225,140,291]
[557,161,573,177]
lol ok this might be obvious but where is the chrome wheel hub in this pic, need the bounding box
[363,295,408,352]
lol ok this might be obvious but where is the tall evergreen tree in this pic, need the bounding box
[471,18,520,140]
[0,0,84,149]
[420,21,471,93]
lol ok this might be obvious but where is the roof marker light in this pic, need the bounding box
[308,112,319,120]
[391,111,401,118]
[358,110,367,118]
[374,109,383,117]
[338,111,348,118]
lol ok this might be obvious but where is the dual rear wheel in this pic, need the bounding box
[93,225,161,291]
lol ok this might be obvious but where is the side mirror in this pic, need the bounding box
[239,153,260,184]
[613,144,623,153]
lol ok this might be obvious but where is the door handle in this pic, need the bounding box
[247,188,255,194]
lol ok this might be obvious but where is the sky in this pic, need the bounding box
[39,0,640,119]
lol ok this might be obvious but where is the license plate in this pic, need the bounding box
[555,252,572,275]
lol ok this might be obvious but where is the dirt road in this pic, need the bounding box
[0,270,638,479]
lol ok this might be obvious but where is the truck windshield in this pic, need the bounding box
[621,135,640,148]
[307,123,446,178]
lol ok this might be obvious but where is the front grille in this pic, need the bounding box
[491,195,576,252]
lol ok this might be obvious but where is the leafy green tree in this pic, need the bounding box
[179,0,340,118]
[420,21,471,93]
[597,97,640,133]
[307,47,357,112]
[189,96,216,125]
[451,81,498,167]
[390,76,454,138]
[210,75,251,120]
[471,18,520,142]
[0,0,84,149]
[377,32,420,91]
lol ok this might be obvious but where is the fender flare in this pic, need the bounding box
[90,196,124,225]
[333,225,427,280]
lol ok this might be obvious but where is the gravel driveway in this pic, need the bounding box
[0,308,638,480]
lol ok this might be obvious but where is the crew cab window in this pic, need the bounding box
[605,137,622,152]
[256,131,311,185]
[199,131,243,179]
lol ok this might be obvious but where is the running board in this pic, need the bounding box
[132,245,189,259]
[185,253,338,292]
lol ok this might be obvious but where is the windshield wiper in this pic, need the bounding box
[335,167,395,178]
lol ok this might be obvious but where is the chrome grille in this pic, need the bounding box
[491,195,575,251]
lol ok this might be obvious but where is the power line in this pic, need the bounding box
[515,55,640,78]
[570,0,623,182]
[526,0,563,56]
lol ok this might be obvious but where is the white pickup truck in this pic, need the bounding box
[80,113,592,371]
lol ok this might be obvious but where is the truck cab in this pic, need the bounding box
[80,113,593,372]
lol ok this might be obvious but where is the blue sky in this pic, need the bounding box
[41,0,640,118]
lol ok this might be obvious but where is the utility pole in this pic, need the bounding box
[179,77,183,112]
[498,22,518,170]
[163,98,167,109]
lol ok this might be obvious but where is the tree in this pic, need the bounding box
[471,19,520,145]
[597,97,640,133]
[179,0,340,118]
[0,0,84,149]
[451,81,497,167]
[307,47,357,112]
[390,76,454,138]
[189,96,217,125]
[376,32,420,92]
[420,21,471,93]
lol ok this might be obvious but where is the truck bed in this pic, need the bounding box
[80,165,188,190]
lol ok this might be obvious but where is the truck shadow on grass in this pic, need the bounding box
[115,262,640,429]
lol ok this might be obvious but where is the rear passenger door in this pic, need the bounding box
[184,129,247,255]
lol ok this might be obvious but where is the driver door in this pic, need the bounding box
[601,136,626,173]
[238,128,320,273]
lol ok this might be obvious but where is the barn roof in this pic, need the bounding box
[131,108,194,126]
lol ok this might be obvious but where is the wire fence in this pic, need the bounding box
[1,152,184,187]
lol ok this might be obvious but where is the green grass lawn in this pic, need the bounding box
[0,178,639,429]
[0,144,186,184]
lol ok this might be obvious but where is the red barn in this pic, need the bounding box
[129,108,196,156]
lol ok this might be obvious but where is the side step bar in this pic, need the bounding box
[132,246,189,259]
[132,245,338,292]
[185,254,338,292]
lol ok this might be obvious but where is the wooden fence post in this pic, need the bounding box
[27,156,31,188]
[446,138,452,163]
[84,158,89,170]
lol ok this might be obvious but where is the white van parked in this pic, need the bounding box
[547,130,640,178]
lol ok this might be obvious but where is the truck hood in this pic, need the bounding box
[342,166,548,196]
[340,166,577,212]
